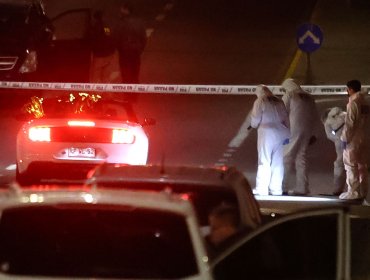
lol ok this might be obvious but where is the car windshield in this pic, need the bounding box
[0,4,29,32]
[0,204,198,278]
[22,94,137,122]
[95,181,239,225]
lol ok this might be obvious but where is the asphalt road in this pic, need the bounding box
[1,0,370,197]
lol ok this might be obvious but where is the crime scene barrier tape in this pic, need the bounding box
[0,81,369,95]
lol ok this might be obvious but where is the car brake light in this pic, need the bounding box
[112,129,135,144]
[28,127,50,142]
[68,120,95,127]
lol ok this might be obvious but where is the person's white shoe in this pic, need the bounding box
[339,191,360,200]
[253,188,268,196]
[270,191,283,196]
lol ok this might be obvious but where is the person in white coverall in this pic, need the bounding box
[340,80,369,200]
[322,107,346,195]
[281,78,319,195]
[250,85,290,196]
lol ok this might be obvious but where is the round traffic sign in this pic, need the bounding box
[296,23,323,53]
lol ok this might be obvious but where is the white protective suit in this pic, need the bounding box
[281,78,319,195]
[250,85,290,195]
[340,91,369,199]
[322,107,346,195]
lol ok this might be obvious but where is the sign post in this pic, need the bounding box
[296,23,323,84]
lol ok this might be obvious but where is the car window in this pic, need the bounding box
[52,9,90,40]
[0,4,29,31]
[96,182,239,226]
[213,214,338,280]
[0,204,198,278]
[351,217,370,280]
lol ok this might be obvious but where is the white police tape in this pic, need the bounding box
[1,81,369,95]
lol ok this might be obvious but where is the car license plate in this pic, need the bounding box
[68,147,95,158]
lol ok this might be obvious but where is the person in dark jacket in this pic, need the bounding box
[89,10,121,83]
[115,2,147,84]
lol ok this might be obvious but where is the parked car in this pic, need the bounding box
[85,163,262,231]
[0,0,53,81]
[0,184,212,279]
[0,0,91,82]
[211,202,370,280]
[5,182,368,280]
[16,93,155,184]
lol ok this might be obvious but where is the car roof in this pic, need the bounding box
[87,164,245,187]
[86,164,263,229]
[0,184,196,217]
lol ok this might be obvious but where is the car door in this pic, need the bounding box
[350,208,370,280]
[212,209,345,280]
[41,9,91,83]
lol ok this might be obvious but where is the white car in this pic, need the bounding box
[0,184,212,279]
[16,93,155,184]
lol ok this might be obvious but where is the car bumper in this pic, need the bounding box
[17,140,149,174]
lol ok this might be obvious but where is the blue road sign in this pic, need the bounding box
[296,23,323,53]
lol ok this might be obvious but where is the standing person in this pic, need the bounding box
[281,78,320,196]
[115,1,147,84]
[250,85,290,196]
[339,80,369,200]
[321,107,346,195]
[89,10,122,83]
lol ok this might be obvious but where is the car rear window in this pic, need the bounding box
[97,182,240,226]
[23,96,138,122]
[0,204,198,278]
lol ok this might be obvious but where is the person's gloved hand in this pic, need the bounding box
[283,138,289,145]
[308,135,317,145]
[341,141,347,150]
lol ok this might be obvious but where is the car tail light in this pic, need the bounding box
[112,129,135,144]
[28,127,50,142]
[68,120,95,127]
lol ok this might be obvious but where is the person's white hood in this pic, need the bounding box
[281,78,301,93]
[255,84,273,98]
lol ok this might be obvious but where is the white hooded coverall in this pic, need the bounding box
[340,91,369,199]
[281,79,319,194]
[251,85,290,195]
[322,107,346,194]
